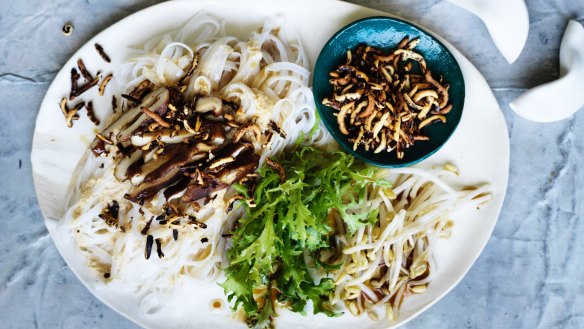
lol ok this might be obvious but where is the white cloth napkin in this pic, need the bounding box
[447,0,529,64]
[510,20,584,123]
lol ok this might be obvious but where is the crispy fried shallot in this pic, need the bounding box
[322,37,452,159]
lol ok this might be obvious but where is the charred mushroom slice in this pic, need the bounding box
[163,176,192,200]
[182,176,226,203]
[77,59,93,81]
[266,158,286,183]
[233,123,262,143]
[129,80,154,100]
[94,43,111,63]
[116,91,170,142]
[142,106,171,128]
[268,121,287,139]
[204,122,226,145]
[90,88,170,154]
[215,142,254,160]
[85,101,100,126]
[208,156,235,173]
[125,143,204,202]
[145,235,154,259]
[216,149,260,186]
[114,149,142,181]
[182,144,260,203]
[130,129,198,147]
[226,195,245,213]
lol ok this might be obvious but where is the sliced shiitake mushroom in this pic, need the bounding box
[130,129,198,147]
[216,149,260,186]
[126,143,205,202]
[182,177,225,203]
[114,149,142,181]
[233,123,261,143]
[266,158,286,183]
[90,88,170,154]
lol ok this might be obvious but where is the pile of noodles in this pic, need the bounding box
[63,12,331,317]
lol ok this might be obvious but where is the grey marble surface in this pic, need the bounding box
[1,0,583,328]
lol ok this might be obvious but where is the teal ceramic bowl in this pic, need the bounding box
[313,16,465,168]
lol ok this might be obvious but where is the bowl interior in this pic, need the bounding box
[313,16,465,167]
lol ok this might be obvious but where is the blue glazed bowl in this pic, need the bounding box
[313,16,465,168]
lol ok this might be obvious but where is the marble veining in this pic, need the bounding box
[1,0,582,328]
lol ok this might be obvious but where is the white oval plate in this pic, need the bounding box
[31,0,510,328]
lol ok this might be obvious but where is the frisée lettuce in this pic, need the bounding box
[220,147,390,328]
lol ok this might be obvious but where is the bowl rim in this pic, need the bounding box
[312,15,466,168]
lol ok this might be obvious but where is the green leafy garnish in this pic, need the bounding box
[220,146,390,328]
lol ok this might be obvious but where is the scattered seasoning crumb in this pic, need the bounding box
[18,159,22,169]
[111,95,118,113]
[65,102,84,128]
[68,60,101,101]
[211,299,223,309]
[77,59,93,81]
[141,217,154,235]
[103,272,110,279]
[188,216,207,229]
[121,94,140,106]
[62,23,73,36]
[107,200,120,218]
[203,194,217,205]
[59,97,68,115]
[142,106,171,128]
[268,120,287,139]
[70,76,99,101]
[94,43,111,63]
[172,229,178,241]
[98,211,124,232]
[221,233,233,238]
[191,202,201,212]
[145,235,153,259]
[155,238,164,258]
[116,143,133,156]
[69,68,80,99]
[99,163,104,169]
[85,101,100,125]
[226,195,244,213]
[99,74,113,96]
[129,79,152,99]
[201,237,208,243]
[95,132,113,144]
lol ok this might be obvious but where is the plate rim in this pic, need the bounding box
[31,1,510,328]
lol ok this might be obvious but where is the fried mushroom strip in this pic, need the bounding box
[322,39,452,159]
